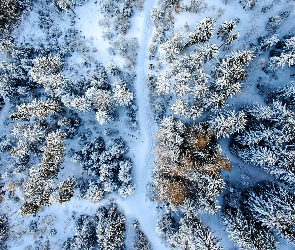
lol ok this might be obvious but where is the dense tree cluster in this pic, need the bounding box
[73,137,135,199]
[150,116,231,248]
[19,130,73,216]
[156,212,222,249]
[223,182,295,249]
[61,65,135,125]
[151,116,231,214]
[63,203,126,250]
[232,99,295,187]
[150,17,253,120]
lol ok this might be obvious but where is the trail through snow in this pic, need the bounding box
[115,0,169,249]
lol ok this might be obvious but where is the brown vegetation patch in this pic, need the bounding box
[155,177,187,205]
[174,2,180,13]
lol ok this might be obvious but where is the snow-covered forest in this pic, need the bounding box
[0,0,294,249]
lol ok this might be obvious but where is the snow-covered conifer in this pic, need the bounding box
[113,80,134,106]
[188,17,215,45]
[56,0,73,12]
[118,159,133,183]
[199,44,219,62]
[245,182,295,243]
[217,20,237,42]
[233,100,295,186]
[31,55,63,81]
[85,87,114,111]
[0,214,9,245]
[96,203,126,250]
[170,99,190,118]
[173,70,192,97]
[132,221,151,250]
[160,32,185,63]
[57,177,75,203]
[208,110,246,138]
[156,212,221,249]
[223,190,276,250]
[11,122,46,144]
[85,181,104,204]
[258,34,279,50]
[154,71,170,95]
[118,183,135,198]
[270,36,295,68]
[168,216,222,249]
[65,215,97,250]
[10,99,62,121]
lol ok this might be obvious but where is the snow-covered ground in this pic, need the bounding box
[0,0,295,249]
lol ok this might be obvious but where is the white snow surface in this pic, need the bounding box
[1,0,295,249]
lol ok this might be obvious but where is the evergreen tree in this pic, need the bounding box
[64,215,97,250]
[113,80,134,106]
[10,99,62,121]
[0,214,9,249]
[188,17,215,45]
[96,203,126,250]
[132,221,151,250]
[245,182,295,243]
[156,213,222,249]
[270,36,295,68]
[152,118,229,214]
[208,110,246,138]
[233,101,295,186]
[223,188,276,250]
[56,0,74,12]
